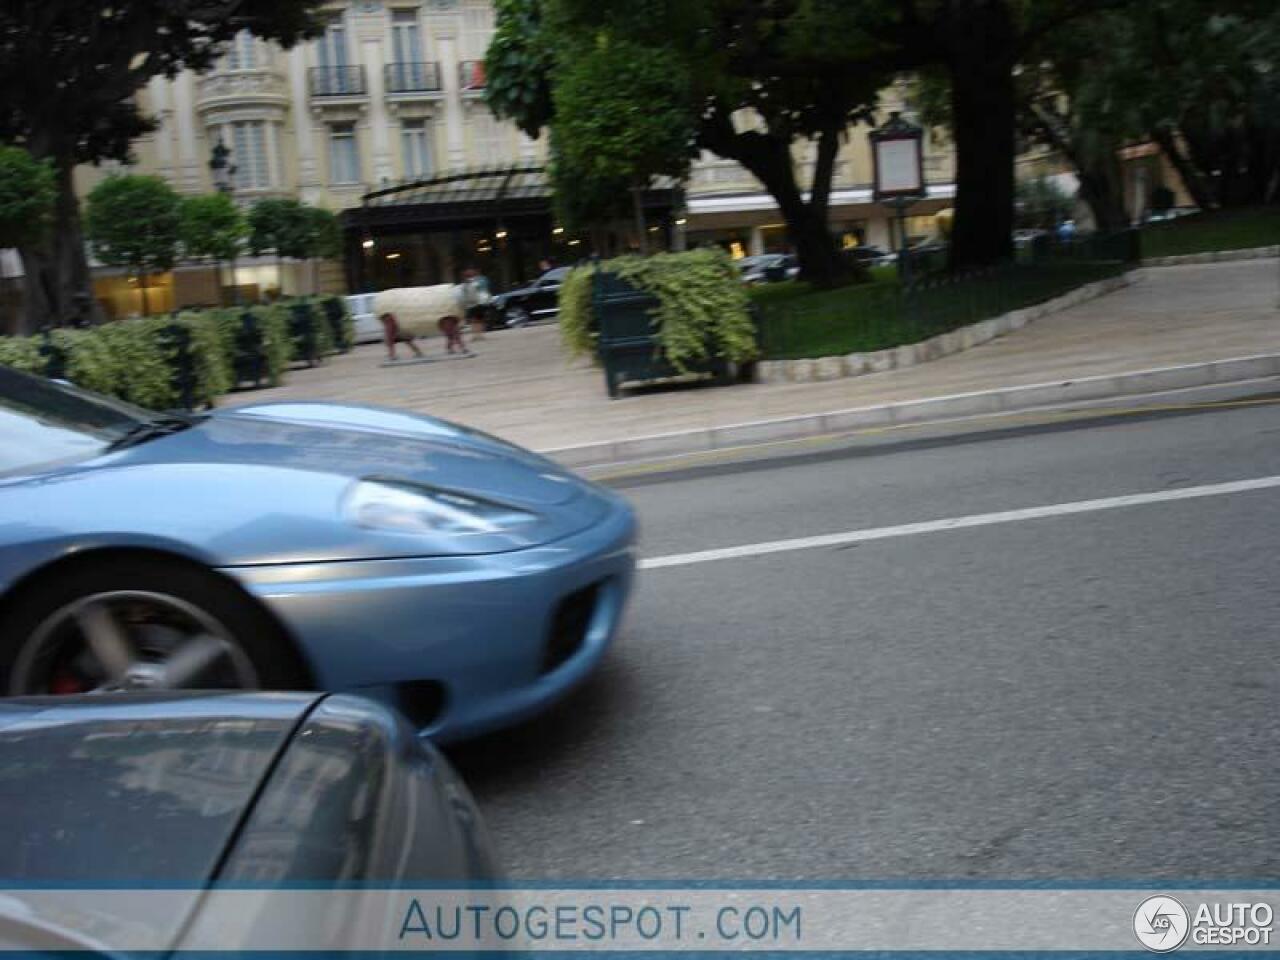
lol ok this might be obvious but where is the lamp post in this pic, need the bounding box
[870,112,926,286]
[208,138,240,304]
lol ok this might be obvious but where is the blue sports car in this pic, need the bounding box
[0,365,635,741]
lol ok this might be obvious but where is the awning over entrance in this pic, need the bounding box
[340,164,678,292]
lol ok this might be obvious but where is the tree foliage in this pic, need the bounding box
[300,206,343,260]
[249,198,309,260]
[249,199,342,262]
[179,193,246,263]
[84,174,181,282]
[487,0,887,285]
[0,146,56,250]
[0,1,324,330]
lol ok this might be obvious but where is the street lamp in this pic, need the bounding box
[208,139,240,304]
[870,111,925,284]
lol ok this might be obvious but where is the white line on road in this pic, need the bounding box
[639,474,1280,570]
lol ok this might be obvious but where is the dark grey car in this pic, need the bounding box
[0,691,497,950]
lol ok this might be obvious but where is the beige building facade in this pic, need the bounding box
[74,0,957,312]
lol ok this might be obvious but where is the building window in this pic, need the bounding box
[401,119,432,178]
[329,123,361,184]
[229,120,270,189]
[226,30,258,70]
[472,113,504,167]
[391,9,424,64]
[317,18,349,68]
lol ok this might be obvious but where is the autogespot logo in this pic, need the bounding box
[1134,896,1191,952]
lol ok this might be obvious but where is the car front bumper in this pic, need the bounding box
[220,501,636,742]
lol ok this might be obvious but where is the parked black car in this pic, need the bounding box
[491,266,570,326]
[0,691,497,950]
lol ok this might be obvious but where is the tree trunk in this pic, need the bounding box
[15,246,58,334]
[1029,103,1129,232]
[1076,163,1129,232]
[139,271,150,316]
[1151,127,1215,210]
[699,109,850,287]
[631,183,648,255]
[947,1,1017,271]
[736,138,847,287]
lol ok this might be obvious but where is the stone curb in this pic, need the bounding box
[544,353,1280,468]
[1143,245,1280,268]
[753,273,1134,385]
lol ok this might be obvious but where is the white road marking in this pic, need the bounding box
[639,474,1280,570]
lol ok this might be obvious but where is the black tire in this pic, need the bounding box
[0,556,310,695]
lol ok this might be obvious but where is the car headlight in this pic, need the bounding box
[343,479,538,536]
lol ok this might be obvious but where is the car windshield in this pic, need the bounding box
[0,366,149,473]
[539,268,569,285]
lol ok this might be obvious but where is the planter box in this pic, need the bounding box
[591,270,731,399]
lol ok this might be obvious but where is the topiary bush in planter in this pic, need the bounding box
[319,295,354,353]
[559,248,758,396]
[273,299,333,368]
[204,306,289,389]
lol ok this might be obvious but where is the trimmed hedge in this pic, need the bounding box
[0,295,351,411]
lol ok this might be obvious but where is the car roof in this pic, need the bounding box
[0,691,321,885]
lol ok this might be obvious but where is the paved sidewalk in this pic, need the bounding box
[223,259,1280,454]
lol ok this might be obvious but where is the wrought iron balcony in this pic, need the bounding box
[458,60,487,92]
[385,61,442,94]
[309,65,367,98]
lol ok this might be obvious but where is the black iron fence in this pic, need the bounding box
[309,65,367,97]
[385,61,441,93]
[755,230,1141,361]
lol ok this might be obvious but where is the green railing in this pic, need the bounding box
[755,230,1140,361]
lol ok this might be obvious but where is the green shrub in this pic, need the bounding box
[558,266,596,358]
[204,305,288,387]
[274,298,333,367]
[0,336,43,375]
[95,320,180,409]
[0,302,282,410]
[559,248,758,372]
[170,311,233,405]
[319,295,354,352]
[49,327,123,395]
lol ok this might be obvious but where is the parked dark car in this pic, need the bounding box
[847,244,897,267]
[735,254,791,285]
[0,691,497,950]
[491,266,570,326]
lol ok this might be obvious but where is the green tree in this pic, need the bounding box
[0,2,323,330]
[300,205,343,293]
[0,146,56,250]
[0,146,56,333]
[248,198,309,262]
[179,193,246,302]
[1105,0,1280,210]
[550,35,696,252]
[487,0,884,286]
[490,0,1127,277]
[84,174,181,316]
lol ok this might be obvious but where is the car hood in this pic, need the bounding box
[0,692,319,950]
[0,402,613,566]
[206,402,580,507]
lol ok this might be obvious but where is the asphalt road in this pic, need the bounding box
[450,393,1280,882]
